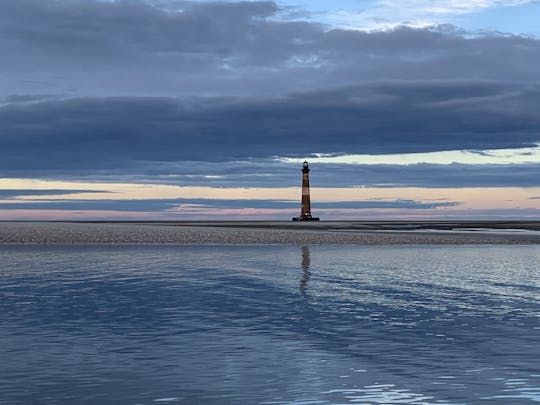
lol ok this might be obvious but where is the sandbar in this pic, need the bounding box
[1,221,540,244]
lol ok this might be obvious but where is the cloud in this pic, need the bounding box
[1,1,540,98]
[329,0,537,30]
[0,199,178,212]
[1,81,539,174]
[130,161,540,188]
[0,197,459,212]
[0,0,317,97]
[0,189,107,199]
[379,0,532,15]
[310,163,540,188]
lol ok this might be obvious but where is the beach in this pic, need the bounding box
[1,221,540,244]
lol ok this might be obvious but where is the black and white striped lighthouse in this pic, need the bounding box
[292,161,319,221]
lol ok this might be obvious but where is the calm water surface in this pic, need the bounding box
[1,245,539,404]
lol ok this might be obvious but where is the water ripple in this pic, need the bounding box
[1,245,539,404]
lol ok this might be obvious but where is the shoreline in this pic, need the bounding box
[1,221,540,245]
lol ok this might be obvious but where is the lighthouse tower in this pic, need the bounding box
[292,161,319,221]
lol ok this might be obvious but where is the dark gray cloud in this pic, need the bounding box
[0,0,317,96]
[1,0,540,98]
[0,189,107,199]
[1,82,539,173]
[107,162,540,188]
[0,199,178,212]
[2,147,540,189]
[0,198,458,211]
[310,163,540,188]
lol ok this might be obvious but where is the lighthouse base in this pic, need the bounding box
[292,216,320,222]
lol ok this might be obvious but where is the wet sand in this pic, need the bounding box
[1,221,540,244]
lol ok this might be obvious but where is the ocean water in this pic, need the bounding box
[1,245,539,405]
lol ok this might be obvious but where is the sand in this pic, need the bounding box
[1,222,540,244]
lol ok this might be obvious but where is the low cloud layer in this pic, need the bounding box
[1,81,539,172]
[0,189,106,199]
[0,197,458,212]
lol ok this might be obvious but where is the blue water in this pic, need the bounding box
[1,245,540,404]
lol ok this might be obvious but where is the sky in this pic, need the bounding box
[0,0,539,220]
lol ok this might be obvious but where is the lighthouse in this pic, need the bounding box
[292,161,319,221]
